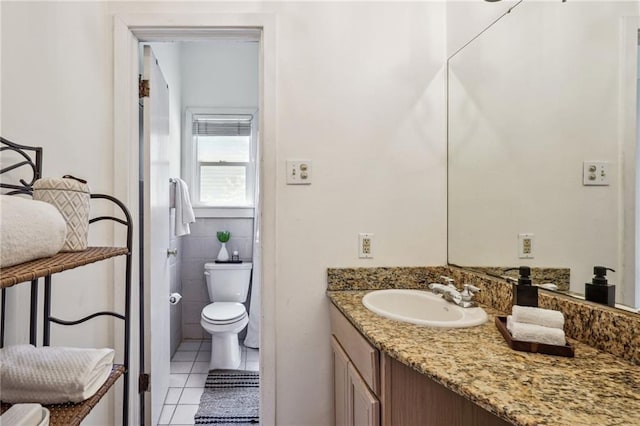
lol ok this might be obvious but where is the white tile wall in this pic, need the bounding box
[169,210,183,355]
[179,217,254,340]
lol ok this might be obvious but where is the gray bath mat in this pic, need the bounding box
[194,370,259,425]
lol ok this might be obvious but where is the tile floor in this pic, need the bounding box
[158,340,260,425]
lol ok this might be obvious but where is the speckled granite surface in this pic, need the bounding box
[462,266,570,291]
[328,266,640,365]
[326,266,449,291]
[328,290,640,426]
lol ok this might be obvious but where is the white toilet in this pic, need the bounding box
[201,262,253,370]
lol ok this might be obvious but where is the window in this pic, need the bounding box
[185,109,257,210]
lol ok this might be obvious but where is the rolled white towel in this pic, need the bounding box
[0,344,114,404]
[0,195,66,268]
[508,320,566,346]
[512,305,565,330]
[0,403,47,426]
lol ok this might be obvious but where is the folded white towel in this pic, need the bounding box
[512,305,565,330]
[0,195,66,268]
[0,344,114,404]
[506,316,566,346]
[173,178,195,237]
[0,403,47,426]
[506,315,514,332]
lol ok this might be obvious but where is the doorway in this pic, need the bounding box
[113,16,276,426]
[142,38,260,425]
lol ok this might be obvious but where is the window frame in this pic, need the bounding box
[183,107,258,218]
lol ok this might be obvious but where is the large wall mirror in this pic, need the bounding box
[448,1,640,310]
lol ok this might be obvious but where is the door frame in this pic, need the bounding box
[113,13,277,425]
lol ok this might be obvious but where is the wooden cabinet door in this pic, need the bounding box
[348,363,380,426]
[332,336,350,426]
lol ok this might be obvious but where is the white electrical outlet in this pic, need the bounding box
[518,233,534,259]
[359,233,373,259]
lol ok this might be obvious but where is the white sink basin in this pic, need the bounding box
[362,289,488,328]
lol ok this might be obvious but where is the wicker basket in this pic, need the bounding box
[33,176,90,252]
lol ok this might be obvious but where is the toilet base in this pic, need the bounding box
[207,332,242,370]
[201,306,249,370]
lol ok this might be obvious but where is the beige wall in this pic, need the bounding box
[1,1,447,424]
[2,2,115,423]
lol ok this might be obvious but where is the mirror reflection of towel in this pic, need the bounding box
[174,178,195,236]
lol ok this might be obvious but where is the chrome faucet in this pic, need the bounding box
[428,276,481,308]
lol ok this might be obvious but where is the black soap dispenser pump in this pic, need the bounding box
[505,266,538,307]
[585,266,616,307]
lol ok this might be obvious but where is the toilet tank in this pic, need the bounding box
[204,262,253,302]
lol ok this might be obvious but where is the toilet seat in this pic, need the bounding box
[201,302,247,325]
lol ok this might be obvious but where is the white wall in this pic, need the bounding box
[447,2,637,302]
[2,2,447,425]
[269,4,447,420]
[446,0,520,58]
[1,3,115,424]
[148,42,183,178]
[169,210,183,355]
[181,40,259,109]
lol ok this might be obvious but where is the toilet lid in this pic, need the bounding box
[202,302,247,323]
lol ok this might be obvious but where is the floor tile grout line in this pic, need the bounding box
[167,402,176,425]
[168,340,260,425]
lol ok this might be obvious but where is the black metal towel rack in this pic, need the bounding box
[0,136,136,425]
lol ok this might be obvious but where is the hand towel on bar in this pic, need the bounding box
[506,316,566,346]
[173,178,195,237]
[0,344,115,404]
[0,403,47,426]
[512,305,565,330]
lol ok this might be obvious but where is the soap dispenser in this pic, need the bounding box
[505,266,538,307]
[585,266,616,307]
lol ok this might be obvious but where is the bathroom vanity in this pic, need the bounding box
[327,268,640,426]
[330,304,509,426]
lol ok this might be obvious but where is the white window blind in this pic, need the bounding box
[193,117,252,137]
[192,114,255,207]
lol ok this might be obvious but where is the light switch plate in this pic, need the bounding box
[583,161,610,186]
[286,160,312,185]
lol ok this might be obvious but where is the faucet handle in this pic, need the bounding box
[440,275,458,290]
[428,283,447,294]
[464,284,481,293]
[461,284,481,302]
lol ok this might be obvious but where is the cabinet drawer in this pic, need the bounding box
[330,304,380,396]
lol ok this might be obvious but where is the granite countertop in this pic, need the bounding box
[328,290,640,426]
